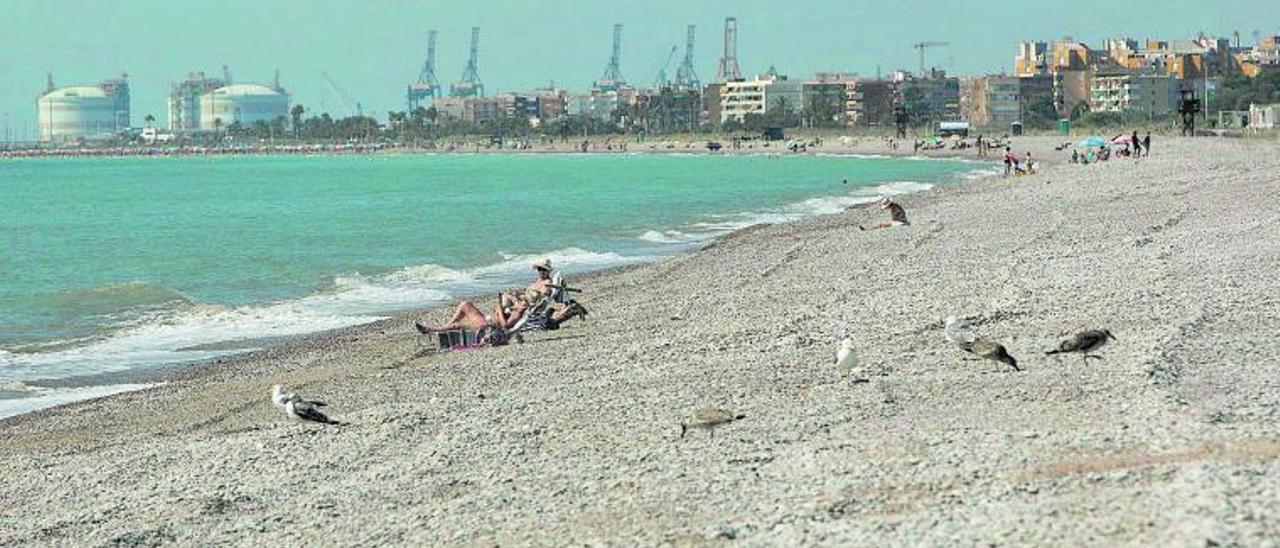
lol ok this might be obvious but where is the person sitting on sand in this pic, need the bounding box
[499,259,569,318]
[860,197,910,231]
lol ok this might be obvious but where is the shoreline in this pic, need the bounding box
[4,136,1275,544]
[0,149,994,421]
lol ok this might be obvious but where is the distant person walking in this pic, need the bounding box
[1131,130,1142,157]
[1143,132,1152,157]
[1003,147,1015,177]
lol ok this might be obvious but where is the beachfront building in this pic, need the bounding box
[168,72,227,132]
[896,69,962,125]
[719,74,803,124]
[36,75,130,142]
[845,80,894,127]
[964,74,1053,128]
[435,96,501,124]
[198,83,289,131]
[1015,34,1278,118]
[1089,69,1179,115]
[636,87,703,133]
[800,81,846,127]
[700,83,724,126]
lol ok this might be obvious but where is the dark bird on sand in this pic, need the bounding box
[1046,329,1116,363]
[966,337,1020,371]
[945,316,1020,371]
[680,408,745,439]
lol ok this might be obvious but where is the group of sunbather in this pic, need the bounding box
[414,259,588,343]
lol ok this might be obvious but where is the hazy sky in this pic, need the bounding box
[2,0,1277,138]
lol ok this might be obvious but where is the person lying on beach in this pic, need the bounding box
[860,197,910,231]
[414,291,587,340]
[416,299,516,335]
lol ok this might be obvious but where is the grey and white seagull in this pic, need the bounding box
[271,384,341,425]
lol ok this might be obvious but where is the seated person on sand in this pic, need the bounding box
[860,197,910,231]
[414,259,585,336]
[498,259,577,319]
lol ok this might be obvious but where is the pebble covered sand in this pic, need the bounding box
[2,136,1279,546]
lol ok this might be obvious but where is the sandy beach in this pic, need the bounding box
[2,135,1279,546]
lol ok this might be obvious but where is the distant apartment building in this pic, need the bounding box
[1015,34,1276,118]
[1254,35,1280,65]
[897,69,961,124]
[639,87,702,132]
[800,82,846,126]
[964,74,1053,128]
[719,74,803,124]
[700,83,724,126]
[845,80,894,126]
[434,96,500,124]
[1090,69,1179,115]
[494,93,540,124]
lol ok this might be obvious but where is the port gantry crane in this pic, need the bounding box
[407,30,441,110]
[653,45,679,88]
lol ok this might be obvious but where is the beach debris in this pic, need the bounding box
[1046,329,1116,363]
[680,408,745,439]
[272,384,341,425]
[834,338,865,381]
[945,316,1019,371]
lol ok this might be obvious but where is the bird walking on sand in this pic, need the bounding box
[679,408,745,439]
[834,338,865,380]
[1046,330,1116,364]
[945,316,1019,371]
[272,384,341,425]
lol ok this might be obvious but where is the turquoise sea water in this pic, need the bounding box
[0,153,990,413]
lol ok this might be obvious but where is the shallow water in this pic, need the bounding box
[0,152,987,411]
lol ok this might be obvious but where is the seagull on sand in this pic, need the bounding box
[271,384,341,425]
[679,408,745,439]
[834,338,865,381]
[945,316,1020,371]
[1046,330,1116,363]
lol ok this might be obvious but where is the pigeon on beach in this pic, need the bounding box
[1046,329,1116,363]
[272,384,341,425]
[679,408,745,439]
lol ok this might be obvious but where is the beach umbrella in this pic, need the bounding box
[1079,136,1106,148]
[1111,134,1132,145]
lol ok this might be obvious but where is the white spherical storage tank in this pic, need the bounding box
[198,83,289,130]
[37,86,120,141]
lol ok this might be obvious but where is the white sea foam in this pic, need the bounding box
[651,180,937,243]
[0,247,654,385]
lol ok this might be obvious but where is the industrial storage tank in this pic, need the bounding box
[36,78,130,142]
[198,83,289,130]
